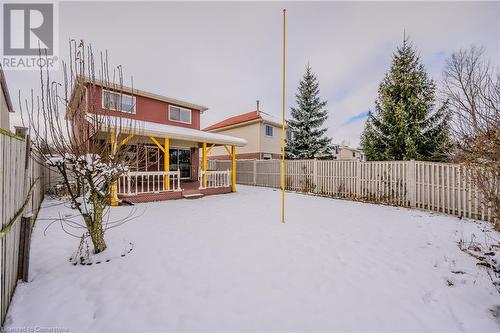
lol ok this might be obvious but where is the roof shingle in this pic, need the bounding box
[203,111,262,131]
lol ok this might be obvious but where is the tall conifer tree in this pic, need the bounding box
[286,65,333,159]
[361,37,451,161]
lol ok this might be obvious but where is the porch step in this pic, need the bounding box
[182,193,204,200]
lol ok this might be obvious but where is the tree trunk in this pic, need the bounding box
[494,207,500,232]
[83,196,107,254]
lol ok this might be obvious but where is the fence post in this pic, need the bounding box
[408,160,416,208]
[312,159,318,193]
[356,160,362,198]
[253,159,257,186]
[18,215,33,282]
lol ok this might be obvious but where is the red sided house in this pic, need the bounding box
[68,77,246,203]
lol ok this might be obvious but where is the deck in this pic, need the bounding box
[118,180,231,203]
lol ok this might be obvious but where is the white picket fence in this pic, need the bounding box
[0,132,46,324]
[209,159,498,223]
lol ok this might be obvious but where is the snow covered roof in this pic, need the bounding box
[92,114,247,147]
[203,111,283,131]
[335,145,364,153]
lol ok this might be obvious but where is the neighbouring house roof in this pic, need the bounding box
[0,65,14,113]
[336,145,364,153]
[203,110,283,132]
[77,76,209,112]
[91,114,247,147]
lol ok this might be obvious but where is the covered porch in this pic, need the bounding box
[100,115,246,204]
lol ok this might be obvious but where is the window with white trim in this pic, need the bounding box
[265,125,273,137]
[102,89,136,113]
[169,105,192,124]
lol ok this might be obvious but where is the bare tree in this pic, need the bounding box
[20,40,145,253]
[443,46,500,230]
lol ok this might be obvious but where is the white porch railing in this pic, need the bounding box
[117,170,181,195]
[199,170,231,189]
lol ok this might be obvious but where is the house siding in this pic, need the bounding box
[208,152,281,160]
[207,121,283,160]
[259,122,282,156]
[88,85,201,130]
[0,88,10,131]
[207,122,261,156]
[334,147,365,161]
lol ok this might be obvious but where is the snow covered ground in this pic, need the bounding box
[5,185,500,332]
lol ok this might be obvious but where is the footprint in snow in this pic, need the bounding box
[422,290,439,304]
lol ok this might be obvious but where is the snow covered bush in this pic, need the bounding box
[20,40,142,254]
[47,154,128,252]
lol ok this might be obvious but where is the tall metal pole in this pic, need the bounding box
[281,9,286,224]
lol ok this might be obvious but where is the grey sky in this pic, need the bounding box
[5,1,500,146]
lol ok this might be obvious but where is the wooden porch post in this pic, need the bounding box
[202,142,207,188]
[164,137,170,191]
[231,145,236,192]
[110,129,119,206]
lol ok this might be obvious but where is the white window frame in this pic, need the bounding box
[168,105,192,124]
[265,125,273,137]
[101,89,136,113]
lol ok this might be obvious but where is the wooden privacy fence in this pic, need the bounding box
[209,159,498,223]
[0,131,46,324]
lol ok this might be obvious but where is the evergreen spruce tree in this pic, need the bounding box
[286,65,333,159]
[361,37,451,161]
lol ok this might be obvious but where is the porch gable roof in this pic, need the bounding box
[91,114,247,147]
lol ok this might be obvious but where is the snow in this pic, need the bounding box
[259,111,283,127]
[90,114,247,146]
[5,186,500,332]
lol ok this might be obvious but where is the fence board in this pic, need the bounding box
[0,133,46,324]
[212,158,498,223]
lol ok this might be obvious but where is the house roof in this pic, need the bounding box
[0,65,14,113]
[336,145,364,153]
[203,110,282,131]
[91,114,247,147]
[78,76,209,112]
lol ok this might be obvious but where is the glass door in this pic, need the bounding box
[169,148,191,179]
[146,146,160,171]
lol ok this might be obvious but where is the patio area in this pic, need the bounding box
[5,186,500,332]
[117,174,232,203]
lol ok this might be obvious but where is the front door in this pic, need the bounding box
[169,148,191,179]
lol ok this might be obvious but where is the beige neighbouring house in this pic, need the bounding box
[203,103,284,160]
[333,145,365,161]
[0,65,14,132]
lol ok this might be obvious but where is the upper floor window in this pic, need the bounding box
[265,125,273,137]
[102,89,136,113]
[169,105,191,124]
[286,129,292,141]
